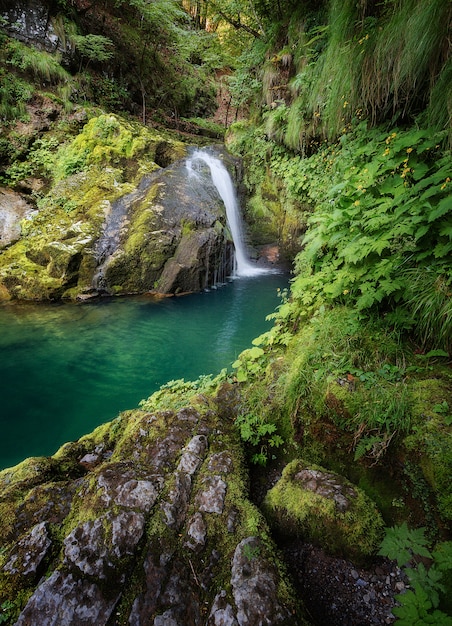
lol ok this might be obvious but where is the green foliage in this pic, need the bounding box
[235,411,284,465]
[433,401,452,426]
[231,332,287,465]
[262,123,452,350]
[6,39,70,84]
[0,72,32,121]
[378,523,431,566]
[232,344,265,382]
[4,136,60,184]
[378,526,452,624]
[259,0,452,145]
[0,600,16,624]
[402,269,452,353]
[72,34,114,67]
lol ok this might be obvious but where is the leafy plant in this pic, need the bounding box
[235,411,284,465]
[232,345,265,382]
[72,34,114,70]
[433,401,452,427]
[0,600,16,624]
[378,525,452,624]
[378,523,432,567]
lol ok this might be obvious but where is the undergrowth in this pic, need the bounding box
[229,121,452,353]
[379,524,452,624]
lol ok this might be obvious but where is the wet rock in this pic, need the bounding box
[96,464,164,512]
[231,537,294,625]
[3,521,50,577]
[161,472,192,530]
[177,434,208,474]
[185,512,207,551]
[208,590,239,626]
[0,188,35,249]
[63,510,145,580]
[196,475,227,514]
[294,468,356,513]
[14,570,119,626]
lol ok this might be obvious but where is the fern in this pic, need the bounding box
[378,523,431,566]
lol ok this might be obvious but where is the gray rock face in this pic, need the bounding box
[0,188,35,249]
[91,148,237,297]
[1,0,63,53]
[3,522,50,577]
[294,468,356,513]
[15,570,119,626]
[231,538,293,626]
[0,397,305,626]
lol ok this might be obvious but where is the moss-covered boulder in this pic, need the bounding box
[0,386,308,625]
[0,113,236,301]
[262,460,385,562]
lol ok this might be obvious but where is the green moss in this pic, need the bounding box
[402,378,452,522]
[263,459,385,562]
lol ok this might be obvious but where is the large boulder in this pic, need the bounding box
[93,152,235,297]
[262,459,385,563]
[0,113,237,301]
[0,386,308,625]
[0,188,35,249]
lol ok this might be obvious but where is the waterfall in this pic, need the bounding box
[187,149,268,277]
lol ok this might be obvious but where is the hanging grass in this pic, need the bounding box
[363,0,451,123]
[277,0,451,147]
[7,39,70,84]
[402,268,452,353]
[422,56,452,146]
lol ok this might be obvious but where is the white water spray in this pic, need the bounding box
[187,149,269,277]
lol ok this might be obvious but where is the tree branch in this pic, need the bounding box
[217,11,261,38]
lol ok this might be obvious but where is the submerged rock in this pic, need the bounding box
[0,390,306,625]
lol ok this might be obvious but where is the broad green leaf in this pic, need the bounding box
[415,224,430,240]
[412,162,430,181]
[248,346,264,360]
[428,196,452,223]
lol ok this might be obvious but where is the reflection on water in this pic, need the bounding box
[0,273,287,469]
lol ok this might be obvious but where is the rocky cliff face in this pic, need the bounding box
[0,383,306,625]
[89,150,236,298]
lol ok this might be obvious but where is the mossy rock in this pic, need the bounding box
[0,398,307,625]
[403,377,452,523]
[262,459,385,562]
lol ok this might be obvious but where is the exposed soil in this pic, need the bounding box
[283,541,406,626]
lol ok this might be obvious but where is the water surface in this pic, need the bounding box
[0,273,286,469]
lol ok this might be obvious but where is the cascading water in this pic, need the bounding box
[187,149,269,277]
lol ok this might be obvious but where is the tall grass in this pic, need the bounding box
[279,0,452,146]
[402,268,452,353]
[8,40,70,84]
[362,0,451,124]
